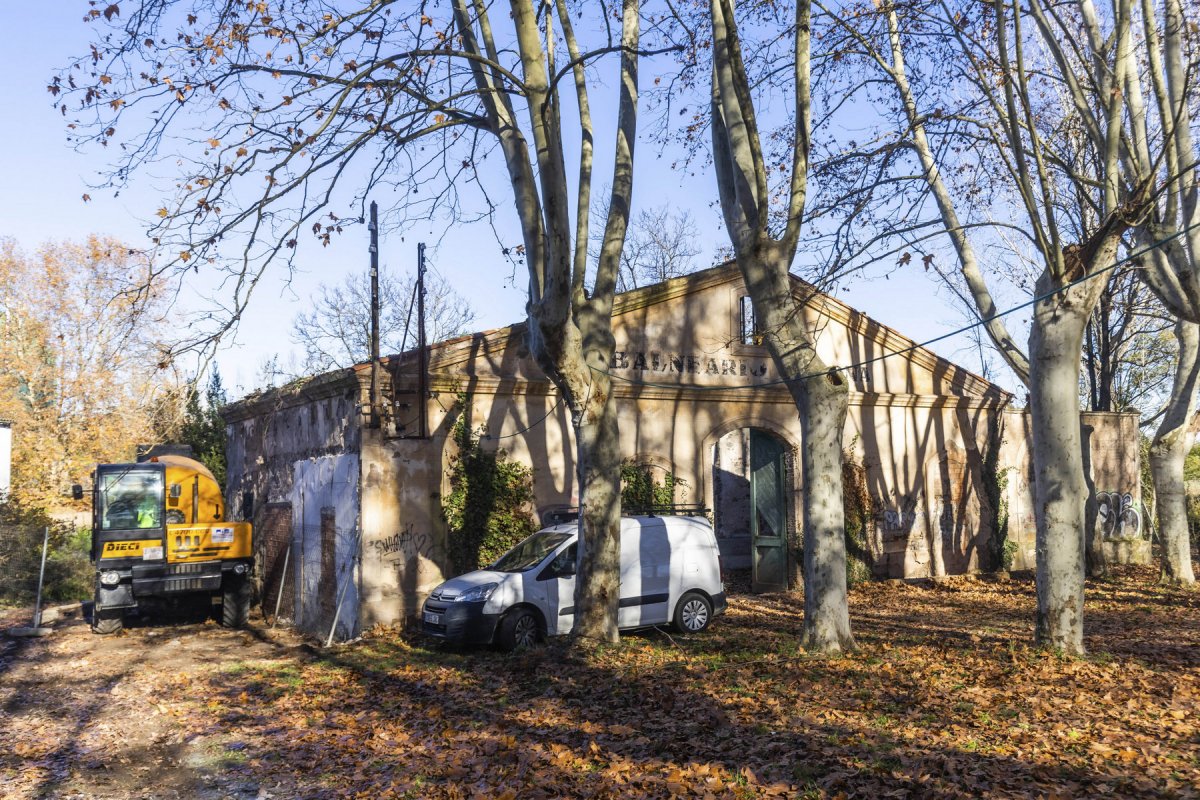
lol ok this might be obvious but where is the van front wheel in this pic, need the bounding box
[674,592,712,633]
[497,608,540,652]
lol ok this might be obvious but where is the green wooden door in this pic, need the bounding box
[750,429,789,593]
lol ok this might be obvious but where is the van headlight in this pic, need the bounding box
[457,582,498,603]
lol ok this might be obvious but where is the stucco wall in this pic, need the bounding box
[358,432,448,627]
[225,379,361,514]
[224,375,364,637]
[1000,409,1147,570]
[225,265,1148,634]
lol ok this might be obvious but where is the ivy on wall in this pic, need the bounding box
[441,396,539,574]
[983,416,1014,572]
[842,446,873,586]
[620,461,684,512]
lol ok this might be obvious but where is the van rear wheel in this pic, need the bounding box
[497,608,540,652]
[674,592,712,633]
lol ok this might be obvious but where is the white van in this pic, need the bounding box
[421,515,727,650]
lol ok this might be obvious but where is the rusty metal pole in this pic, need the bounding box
[369,201,381,429]
[417,242,428,439]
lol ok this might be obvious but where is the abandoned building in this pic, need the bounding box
[223,263,1146,641]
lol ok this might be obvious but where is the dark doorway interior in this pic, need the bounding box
[713,428,792,591]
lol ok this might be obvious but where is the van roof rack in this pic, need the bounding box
[623,504,710,517]
[540,504,710,525]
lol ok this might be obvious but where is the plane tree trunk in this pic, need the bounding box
[709,0,854,653]
[1150,321,1199,586]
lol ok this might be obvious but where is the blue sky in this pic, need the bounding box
[0,3,1019,399]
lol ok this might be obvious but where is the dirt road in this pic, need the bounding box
[1,604,306,800]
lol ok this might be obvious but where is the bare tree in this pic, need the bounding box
[292,268,478,373]
[591,202,702,292]
[1122,0,1200,586]
[1082,272,1174,414]
[60,1,665,642]
[707,0,854,653]
[814,0,1167,653]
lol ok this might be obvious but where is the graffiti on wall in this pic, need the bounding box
[881,509,916,532]
[367,522,435,563]
[1096,491,1142,541]
[877,495,921,539]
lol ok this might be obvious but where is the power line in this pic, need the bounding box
[483,394,565,440]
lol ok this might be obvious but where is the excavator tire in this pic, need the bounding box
[220,574,251,629]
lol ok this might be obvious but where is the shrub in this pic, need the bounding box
[0,499,92,607]
[442,399,539,573]
[620,462,685,512]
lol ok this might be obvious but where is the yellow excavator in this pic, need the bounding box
[77,453,253,634]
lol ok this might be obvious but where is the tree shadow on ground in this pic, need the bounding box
[179,573,1198,799]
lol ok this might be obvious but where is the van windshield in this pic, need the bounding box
[492,530,573,572]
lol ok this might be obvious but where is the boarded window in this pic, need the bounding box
[259,502,294,622]
[318,506,338,626]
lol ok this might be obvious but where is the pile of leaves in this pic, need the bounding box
[3,567,1198,799]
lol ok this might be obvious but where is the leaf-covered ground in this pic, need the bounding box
[2,566,1198,799]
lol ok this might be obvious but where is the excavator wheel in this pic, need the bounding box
[220,574,251,628]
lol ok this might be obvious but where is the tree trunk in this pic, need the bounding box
[797,369,855,651]
[1029,277,1097,655]
[1080,422,1107,579]
[1151,320,1199,586]
[740,245,854,653]
[571,368,623,643]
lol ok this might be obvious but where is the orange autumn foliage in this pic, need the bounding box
[0,236,183,509]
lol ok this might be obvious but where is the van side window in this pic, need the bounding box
[539,543,577,580]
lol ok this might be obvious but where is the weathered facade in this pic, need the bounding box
[224,264,1146,641]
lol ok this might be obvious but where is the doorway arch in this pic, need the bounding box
[710,425,796,593]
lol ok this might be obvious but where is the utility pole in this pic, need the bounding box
[417,242,428,439]
[368,201,381,428]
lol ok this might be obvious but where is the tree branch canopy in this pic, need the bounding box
[56,0,664,362]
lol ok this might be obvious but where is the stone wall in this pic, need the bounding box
[224,372,364,639]
[1001,410,1147,571]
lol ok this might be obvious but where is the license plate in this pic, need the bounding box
[423,611,440,625]
[142,546,164,561]
[211,527,235,544]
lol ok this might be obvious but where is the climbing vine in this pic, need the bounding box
[620,461,685,512]
[842,445,874,585]
[983,416,1014,571]
[442,395,539,573]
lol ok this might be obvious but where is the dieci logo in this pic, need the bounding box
[101,540,155,557]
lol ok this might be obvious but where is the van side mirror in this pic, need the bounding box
[71,484,84,501]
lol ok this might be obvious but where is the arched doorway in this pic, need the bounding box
[712,427,793,592]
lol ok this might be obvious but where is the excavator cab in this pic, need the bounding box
[87,455,252,634]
